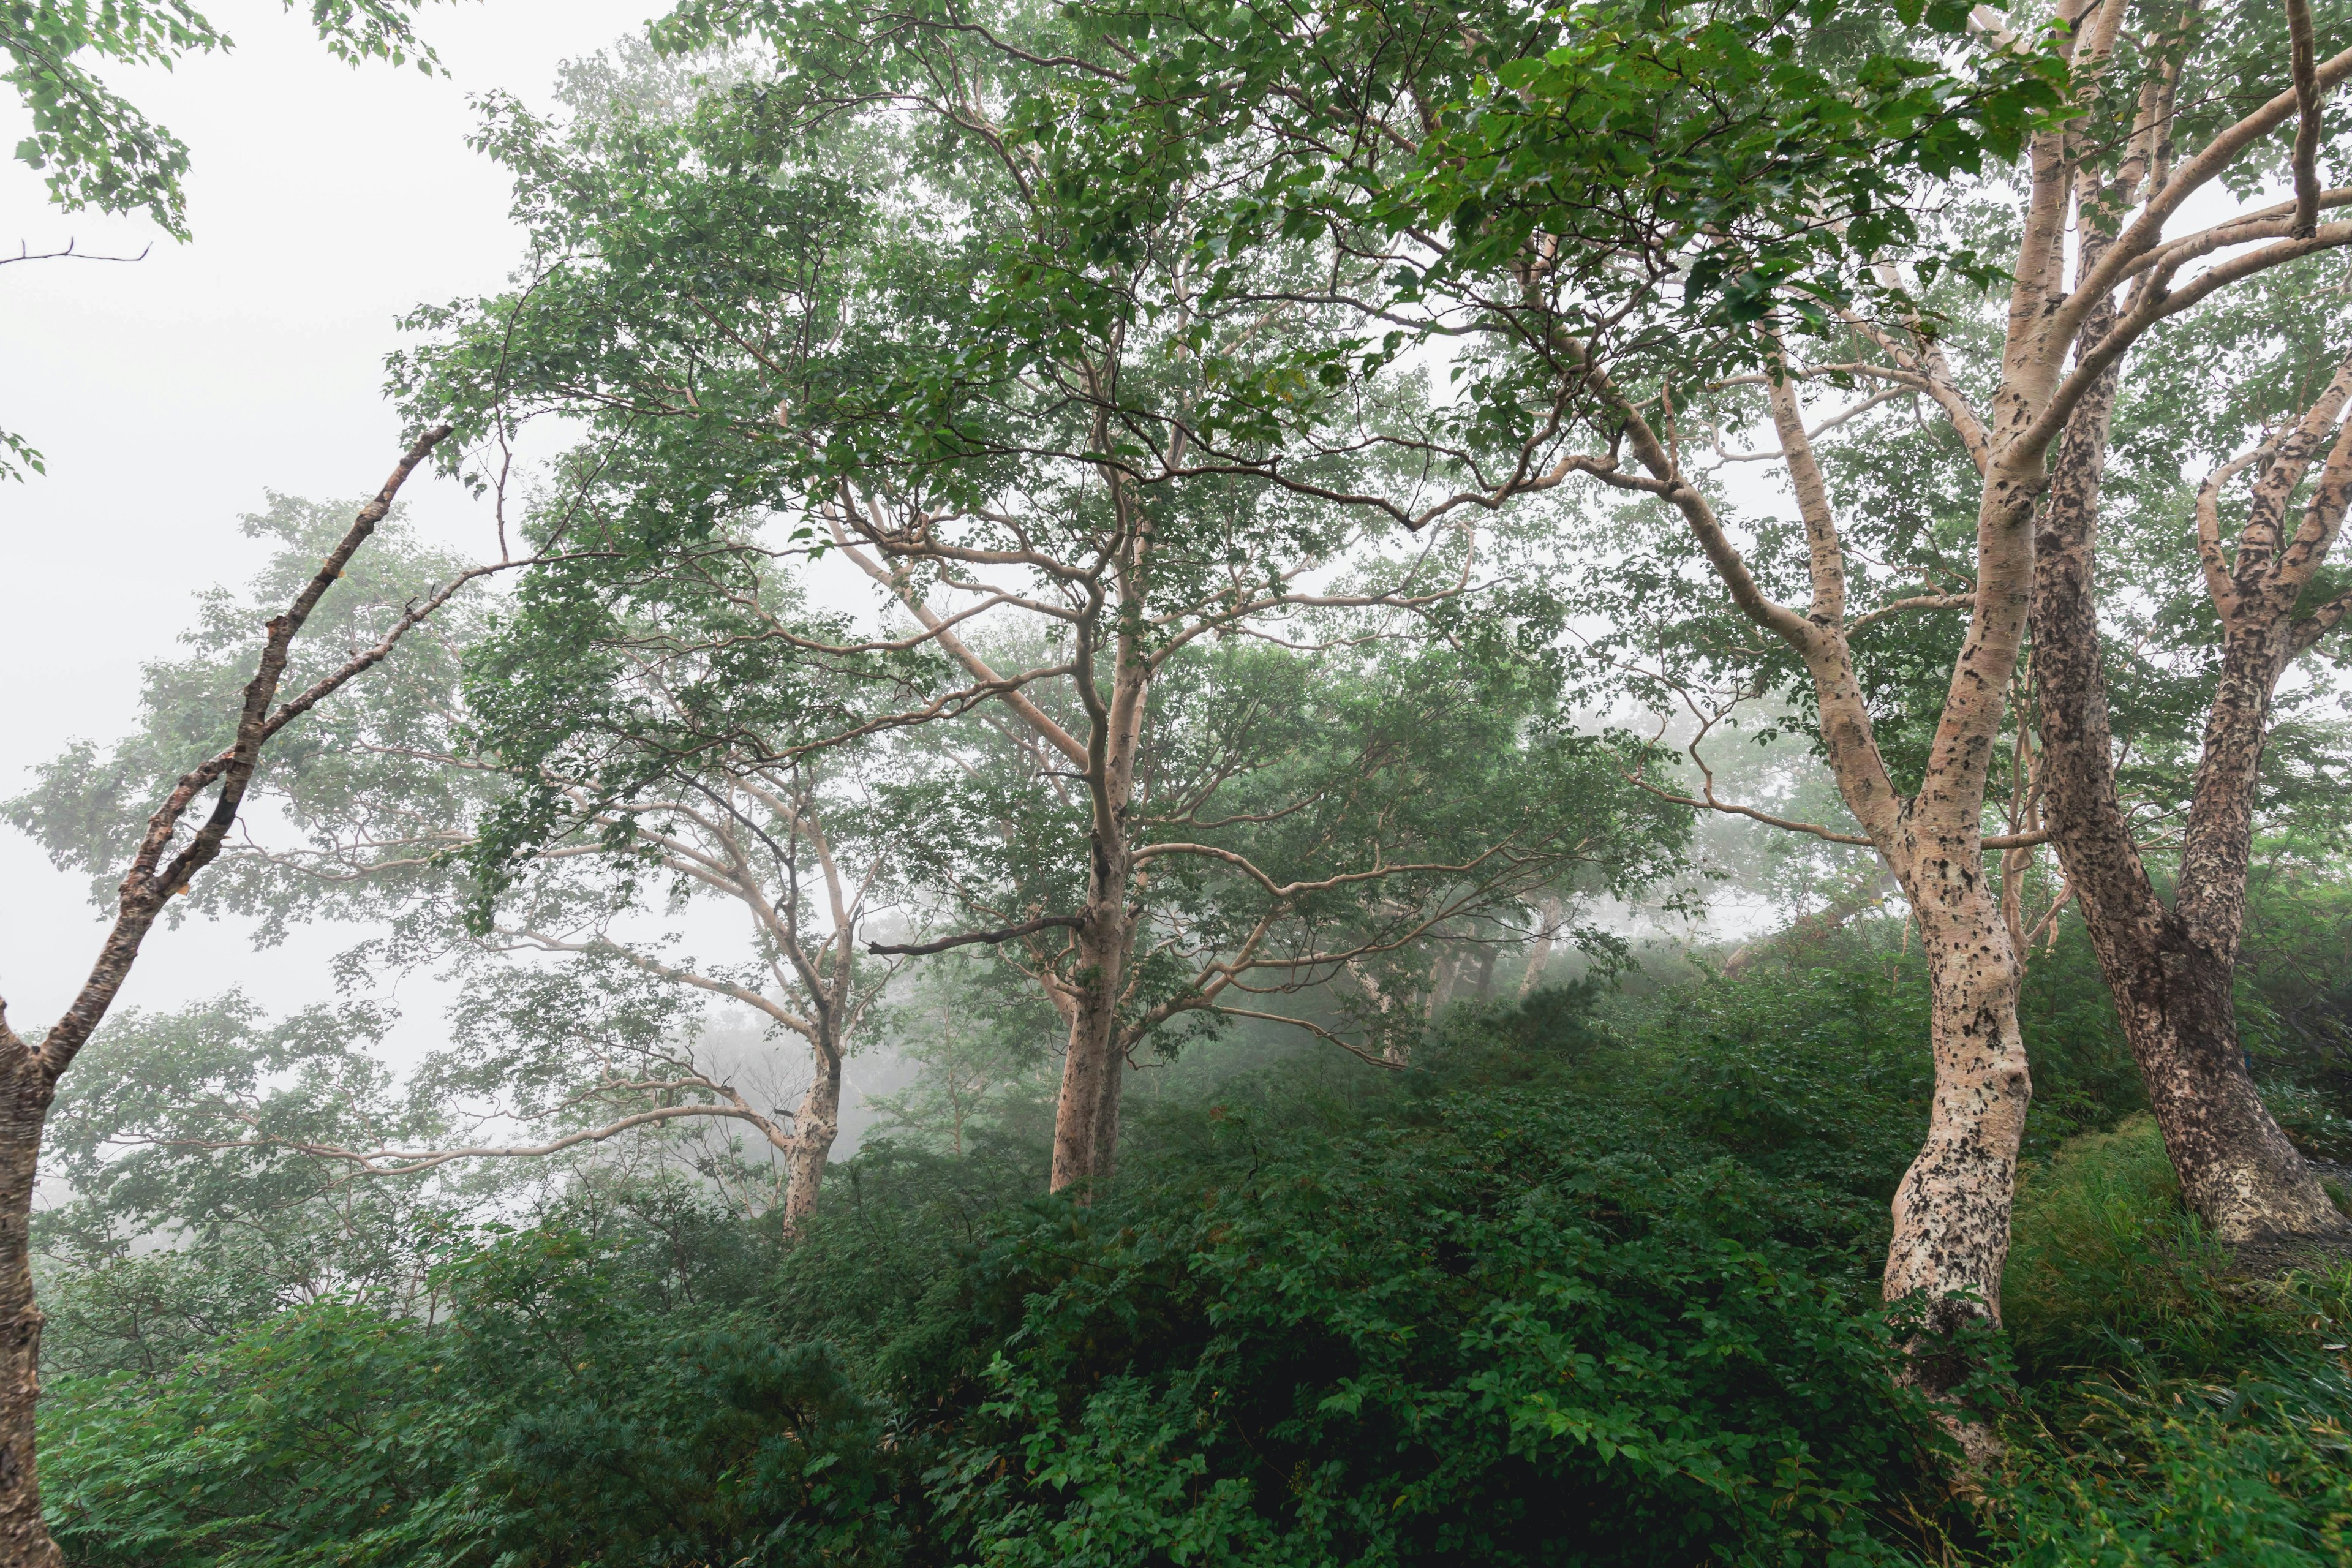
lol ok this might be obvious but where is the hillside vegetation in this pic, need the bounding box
[42,918,2352,1566]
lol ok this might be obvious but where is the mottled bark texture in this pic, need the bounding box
[1556,6,2352,1422]
[1586,317,2046,1374]
[781,1046,843,1237]
[0,1046,56,1568]
[2037,341,2352,1250]
[0,428,451,1566]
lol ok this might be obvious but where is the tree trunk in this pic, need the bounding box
[1517,895,1562,1000]
[780,1045,842,1237]
[2033,313,2352,1250]
[0,1041,60,1568]
[1050,897,1134,1194]
[1882,881,2031,1325]
[1423,949,1460,1019]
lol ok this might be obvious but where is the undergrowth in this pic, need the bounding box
[40,927,2352,1566]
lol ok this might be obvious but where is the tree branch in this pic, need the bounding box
[866,914,1085,956]
[23,426,455,1084]
[2289,0,2323,235]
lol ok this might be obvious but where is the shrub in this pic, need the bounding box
[2263,1084,2352,1164]
[2000,1117,2280,1382]
[936,1093,1953,1568]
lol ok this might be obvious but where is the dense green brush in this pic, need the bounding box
[40,925,2352,1566]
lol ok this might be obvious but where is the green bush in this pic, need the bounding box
[937,1094,1951,1568]
[43,939,2352,1567]
[42,1224,916,1568]
[2263,1084,2352,1164]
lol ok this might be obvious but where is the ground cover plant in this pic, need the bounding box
[37,920,2352,1566]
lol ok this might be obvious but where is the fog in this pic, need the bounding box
[0,4,1781,1159]
[1,0,657,1036]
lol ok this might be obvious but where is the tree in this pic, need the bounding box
[0,430,476,1566]
[658,0,2064,1428]
[20,498,911,1234]
[32,995,477,1378]
[2032,48,2352,1254]
[394,37,1687,1196]
[4,0,441,234]
[908,0,2352,1419]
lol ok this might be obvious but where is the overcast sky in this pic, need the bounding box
[1,0,662,1035]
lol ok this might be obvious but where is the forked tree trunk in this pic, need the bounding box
[1583,332,2045,1366]
[1046,486,1153,1195]
[0,1044,59,1568]
[2035,335,2352,1248]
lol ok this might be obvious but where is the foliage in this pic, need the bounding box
[935,1093,1947,1568]
[2000,1366,2352,1568]
[2003,1118,2273,1384]
[42,919,2352,1566]
[3,0,443,237]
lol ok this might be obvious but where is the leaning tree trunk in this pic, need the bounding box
[2033,310,2352,1250]
[0,1038,58,1568]
[0,429,451,1562]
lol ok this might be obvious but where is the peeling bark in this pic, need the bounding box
[780,1044,843,1237]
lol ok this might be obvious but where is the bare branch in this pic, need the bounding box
[160,1096,796,1177]
[1847,594,1977,634]
[23,426,456,1084]
[1,238,150,266]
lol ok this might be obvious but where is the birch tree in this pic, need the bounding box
[2036,211,2352,1248]
[1471,1,2352,1305]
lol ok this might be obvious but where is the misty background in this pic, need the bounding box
[0,0,1787,1156]
[2,1,657,1041]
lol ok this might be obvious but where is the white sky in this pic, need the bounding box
[0,0,660,1034]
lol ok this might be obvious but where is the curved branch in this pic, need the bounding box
[160,1096,797,1177]
[1847,594,1977,633]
